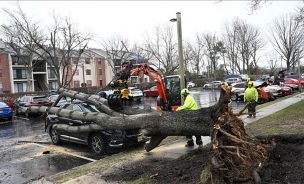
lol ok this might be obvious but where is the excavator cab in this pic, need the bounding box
[157,75,182,111]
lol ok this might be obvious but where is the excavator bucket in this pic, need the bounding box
[107,94,122,109]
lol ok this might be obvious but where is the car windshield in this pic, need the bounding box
[82,104,99,112]
[33,97,49,102]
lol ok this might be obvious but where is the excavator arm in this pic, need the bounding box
[130,63,168,105]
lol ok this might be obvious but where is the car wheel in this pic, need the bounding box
[49,127,61,145]
[231,93,238,101]
[25,111,29,118]
[90,134,106,155]
[136,98,141,103]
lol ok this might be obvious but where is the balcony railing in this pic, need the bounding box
[33,66,46,72]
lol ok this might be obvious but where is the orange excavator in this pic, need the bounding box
[130,63,182,111]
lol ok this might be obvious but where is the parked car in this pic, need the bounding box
[45,102,141,155]
[203,81,222,89]
[0,102,13,121]
[143,86,159,97]
[128,87,143,102]
[225,78,241,85]
[187,82,196,88]
[284,77,303,88]
[283,78,300,86]
[14,95,52,117]
[49,95,71,107]
[231,82,246,101]
[283,83,299,91]
[97,90,114,99]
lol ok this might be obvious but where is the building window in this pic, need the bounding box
[86,80,92,87]
[86,69,91,75]
[99,80,103,87]
[98,69,102,75]
[0,83,2,93]
[13,69,27,79]
[48,81,58,90]
[85,58,90,64]
[75,69,79,76]
[131,77,137,84]
[74,81,80,88]
[14,83,25,92]
[0,69,2,77]
[47,68,56,79]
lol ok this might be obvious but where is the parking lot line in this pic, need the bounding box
[31,142,97,162]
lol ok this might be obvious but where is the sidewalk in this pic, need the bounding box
[39,93,304,184]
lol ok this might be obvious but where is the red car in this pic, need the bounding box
[283,78,300,86]
[285,75,304,87]
[143,86,159,97]
[14,95,52,117]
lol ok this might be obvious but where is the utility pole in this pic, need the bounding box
[171,12,185,104]
[298,52,301,91]
[82,62,86,87]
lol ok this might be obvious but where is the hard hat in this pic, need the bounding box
[181,88,190,95]
[248,81,253,85]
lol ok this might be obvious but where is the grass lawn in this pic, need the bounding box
[246,100,304,136]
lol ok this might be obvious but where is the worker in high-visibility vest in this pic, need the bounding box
[244,81,258,118]
[176,88,202,147]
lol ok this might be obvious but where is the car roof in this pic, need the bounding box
[0,102,8,106]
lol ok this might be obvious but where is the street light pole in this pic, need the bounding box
[297,52,301,92]
[171,12,185,104]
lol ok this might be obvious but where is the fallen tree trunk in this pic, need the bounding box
[24,84,267,183]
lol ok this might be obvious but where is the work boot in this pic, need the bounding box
[185,141,194,147]
[196,140,203,146]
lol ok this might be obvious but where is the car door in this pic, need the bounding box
[16,96,28,114]
[53,104,74,138]
[67,104,87,143]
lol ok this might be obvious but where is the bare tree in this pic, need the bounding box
[223,20,241,74]
[144,25,178,75]
[237,19,264,74]
[2,6,91,88]
[271,13,304,71]
[1,7,42,91]
[183,41,195,79]
[222,18,264,75]
[101,36,131,76]
[203,33,223,78]
[187,34,205,78]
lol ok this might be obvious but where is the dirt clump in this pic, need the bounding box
[101,135,304,184]
[258,135,304,184]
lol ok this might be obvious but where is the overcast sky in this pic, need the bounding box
[0,1,302,66]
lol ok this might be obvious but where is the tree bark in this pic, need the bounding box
[24,84,267,183]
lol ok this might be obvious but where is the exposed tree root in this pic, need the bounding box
[208,106,267,183]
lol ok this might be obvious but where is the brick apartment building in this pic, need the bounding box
[0,41,113,93]
[0,40,152,94]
